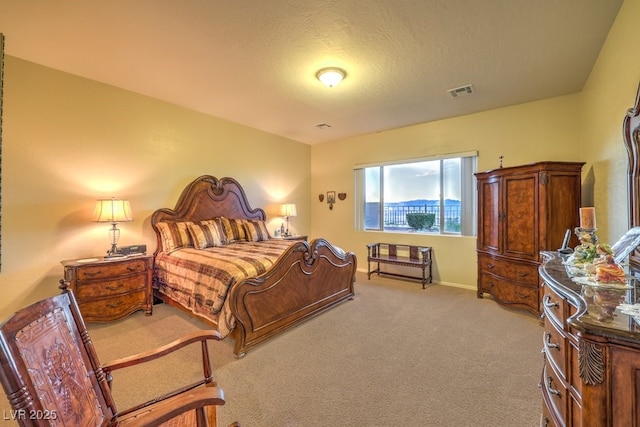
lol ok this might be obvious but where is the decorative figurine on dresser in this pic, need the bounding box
[475,161,584,315]
[60,254,153,322]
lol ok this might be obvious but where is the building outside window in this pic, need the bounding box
[354,152,477,236]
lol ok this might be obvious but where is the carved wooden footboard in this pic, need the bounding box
[230,238,356,357]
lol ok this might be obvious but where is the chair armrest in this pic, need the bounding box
[103,330,222,372]
[366,243,379,256]
[419,247,432,261]
[104,330,223,418]
[117,385,225,426]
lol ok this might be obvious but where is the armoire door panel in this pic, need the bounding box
[503,175,538,259]
[478,177,501,252]
[542,173,582,251]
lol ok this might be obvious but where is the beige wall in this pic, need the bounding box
[310,95,583,288]
[311,0,639,289]
[0,57,310,320]
[580,0,640,244]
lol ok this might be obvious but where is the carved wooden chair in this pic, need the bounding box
[0,291,236,426]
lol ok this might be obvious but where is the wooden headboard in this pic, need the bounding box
[624,83,640,267]
[151,175,266,254]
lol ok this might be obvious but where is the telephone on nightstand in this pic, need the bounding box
[117,244,147,256]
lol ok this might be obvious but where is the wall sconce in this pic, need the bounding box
[279,203,297,237]
[316,67,346,88]
[93,198,133,257]
[320,192,347,210]
[327,191,336,210]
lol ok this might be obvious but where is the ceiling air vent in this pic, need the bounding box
[447,84,474,98]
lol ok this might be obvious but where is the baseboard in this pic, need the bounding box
[435,281,475,292]
[356,268,475,292]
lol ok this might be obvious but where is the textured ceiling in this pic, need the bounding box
[0,0,623,144]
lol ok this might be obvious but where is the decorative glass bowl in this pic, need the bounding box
[581,281,631,322]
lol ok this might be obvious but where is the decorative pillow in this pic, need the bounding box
[218,217,249,242]
[156,221,194,252]
[188,220,225,249]
[244,220,271,242]
[204,219,228,244]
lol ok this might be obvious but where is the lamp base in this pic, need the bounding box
[105,243,125,258]
[284,217,291,237]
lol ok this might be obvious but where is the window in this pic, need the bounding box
[354,152,477,236]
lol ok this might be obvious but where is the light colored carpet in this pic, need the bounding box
[1,273,543,426]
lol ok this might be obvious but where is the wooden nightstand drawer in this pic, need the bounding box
[76,274,146,299]
[78,291,147,321]
[61,255,153,322]
[77,258,148,280]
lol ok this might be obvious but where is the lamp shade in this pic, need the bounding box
[279,203,297,217]
[93,198,133,223]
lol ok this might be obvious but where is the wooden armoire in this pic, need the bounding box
[475,161,584,315]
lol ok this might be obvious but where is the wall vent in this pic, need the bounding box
[448,84,474,98]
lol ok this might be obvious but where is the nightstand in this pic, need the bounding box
[60,255,153,322]
[282,235,307,241]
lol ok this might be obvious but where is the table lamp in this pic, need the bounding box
[279,203,297,237]
[93,198,133,257]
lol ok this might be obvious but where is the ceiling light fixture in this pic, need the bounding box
[316,67,346,88]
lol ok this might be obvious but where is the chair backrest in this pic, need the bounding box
[0,292,117,426]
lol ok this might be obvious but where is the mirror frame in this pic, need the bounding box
[0,33,4,271]
[624,82,640,268]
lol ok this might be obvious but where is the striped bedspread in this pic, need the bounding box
[155,239,296,337]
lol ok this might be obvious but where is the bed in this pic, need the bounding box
[151,175,357,357]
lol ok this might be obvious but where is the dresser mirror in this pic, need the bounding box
[0,33,4,271]
[624,82,640,269]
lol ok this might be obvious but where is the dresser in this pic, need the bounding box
[476,162,584,315]
[539,251,640,426]
[60,255,153,322]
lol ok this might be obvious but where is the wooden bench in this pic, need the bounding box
[366,243,433,289]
